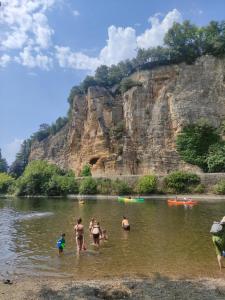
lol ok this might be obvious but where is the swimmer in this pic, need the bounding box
[56,233,66,254]
[74,218,84,253]
[92,221,102,246]
[122,216,130,231]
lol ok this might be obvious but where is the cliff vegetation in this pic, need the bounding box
[6,19,225,182]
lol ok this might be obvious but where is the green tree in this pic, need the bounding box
[201,21,225,57]
[79,177,97,194]
[164,20,201,63]
[16,160,62,195]
[108,64,124,86]
[206,143,225,172]
[176,121,220,171]
[214,180,225,194]
[46,173,78,196]
[136,175,157,194]
[81,76,98,92]
[68,86,83,105]
[164,171,200,193]
[117,60,134,77]
[80,164,92,177]
[120,78,141,93]
[95,65,109,86]
[112,179,132,195]
[10,139,31,177]
[0,173,14,194]
[0,149,8,173]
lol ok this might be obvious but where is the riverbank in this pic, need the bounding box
[68,194,225,202]
[1,276,225,300]
[2,193,225,202]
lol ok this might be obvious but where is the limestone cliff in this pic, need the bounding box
[29,56,225,176]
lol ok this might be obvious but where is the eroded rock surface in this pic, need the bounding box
[29,56,225,175]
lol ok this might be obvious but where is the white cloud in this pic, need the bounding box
[0,7,182,71]
[73,10,80,17]
[0,0,56,68]
[0,54,11,67]
[2,30,28,49]
[2,138,23,164]
[15,45,53,70]
[99,25,137,65]
[137,9,182,48]
[32,12,54,49]
[55,46,101,71]
[55,9,182,72]
[0,1,56,50]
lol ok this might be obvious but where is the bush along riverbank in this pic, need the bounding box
[2,160,225,197]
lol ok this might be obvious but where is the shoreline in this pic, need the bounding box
[2,193,225,202]
[1,276,225,299]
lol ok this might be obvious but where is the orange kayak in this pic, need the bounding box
[167,199,198,206]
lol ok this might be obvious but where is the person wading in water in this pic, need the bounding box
[122,216,130,231]
[92,221,102,246]
[74,217,84,253]
[211,216,225,270]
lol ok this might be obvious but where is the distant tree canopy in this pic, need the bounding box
[67,20,225,102]
[0,149,8,173]
[9,140,31,177]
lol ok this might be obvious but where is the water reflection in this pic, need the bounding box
[0,197,225,279]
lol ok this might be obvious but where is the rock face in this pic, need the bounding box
[29,56,225,175]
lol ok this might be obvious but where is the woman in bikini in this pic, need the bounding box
[91,221,102,246]
[74,217,84,253]
[122,216,130,231]
[89,218,95,234]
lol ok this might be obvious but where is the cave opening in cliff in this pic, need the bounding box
[89,157,100,165]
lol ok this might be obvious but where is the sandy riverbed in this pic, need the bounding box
[1,276,225,300]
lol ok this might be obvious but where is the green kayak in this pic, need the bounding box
[118,196,144,203]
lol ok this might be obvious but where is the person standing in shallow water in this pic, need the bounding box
[74,217,84,253]
[212,216,225,270]
[122,216,130,231]
[89,218,95,233]
[92,221,102,246]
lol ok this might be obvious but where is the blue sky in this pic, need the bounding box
[0,0,225,164]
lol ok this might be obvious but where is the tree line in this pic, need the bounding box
[68,20,225,101]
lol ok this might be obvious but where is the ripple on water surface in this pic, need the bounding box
[0,197,225,280]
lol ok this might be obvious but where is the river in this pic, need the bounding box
[0,197,224,280]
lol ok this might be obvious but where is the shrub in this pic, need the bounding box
[112,179,132,195]
[16,160,77,196]
[176,121,220,171]
[206,143,225,172]
[80,164,92,177]
[136,175,157,194]
[16,160,62,196]
[0,173,15,194]
[164,171,200,193]
[97,178,112,194]
[46,174,78,196]
[214,180,225,195]
[120,78,141,94]
[192,183,205,194]
[79,177,97,194]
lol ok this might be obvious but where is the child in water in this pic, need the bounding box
[57,233,66,254]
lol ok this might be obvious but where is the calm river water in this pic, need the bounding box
[0,197,224,280]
